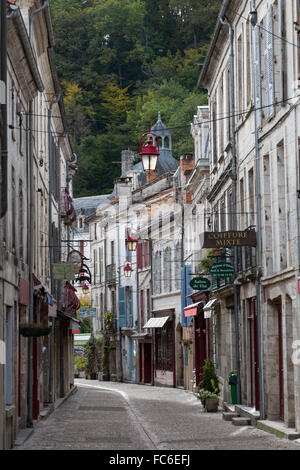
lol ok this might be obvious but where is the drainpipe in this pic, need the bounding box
[29,0,49,47]
[48,93,61,404]
[250,0,265,420]
[219,15,241,404]
[1,0,8,218]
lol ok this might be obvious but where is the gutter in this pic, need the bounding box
[47,47,69,135]
[197,0,231,89]
[8,8,44,92]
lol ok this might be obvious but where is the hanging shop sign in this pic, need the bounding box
[201,229,257,248]
[190,277,211,291]
[209,261,235,279]
[79,307,96,318]
[53,262,77,280]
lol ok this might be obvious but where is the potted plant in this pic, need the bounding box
[85,334,101,380]
[74,356,87,378]
[197,358,220,412]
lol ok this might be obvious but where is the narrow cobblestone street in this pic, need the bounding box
[15,380,300,451]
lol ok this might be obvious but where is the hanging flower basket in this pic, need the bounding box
[20,324,51,337]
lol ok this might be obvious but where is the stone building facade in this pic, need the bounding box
[0,1,77,449]
[197,0,300,431]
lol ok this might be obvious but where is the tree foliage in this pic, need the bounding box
[51,0,221,197]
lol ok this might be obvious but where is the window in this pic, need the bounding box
[147,289,151,322]
[212,97,217,165]
[11,166,16,252]
[262,6,275,119]
[140,290,144,329]
[163,247,171,292]
[19,179,24,260]
[246,21,252,107]
[93,249,98,285]
[99,247,103,283]
[237,32,244,112]
[248,169,255,228]
[111,241,115,265]
[5,306,13,405]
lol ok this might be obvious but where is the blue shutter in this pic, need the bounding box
[118,286,127,328]
[185,265,193,327]
[129,287,133,327]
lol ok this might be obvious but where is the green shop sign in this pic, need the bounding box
[209,262,235,279]
[189,277,211,291]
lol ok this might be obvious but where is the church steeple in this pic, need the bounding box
[151,112,172,155]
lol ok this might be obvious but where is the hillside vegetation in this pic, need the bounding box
[51,0,221,197]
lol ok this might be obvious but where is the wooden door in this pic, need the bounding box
[278,306,284,420]
[248,299,260,410]
[32,338,39,420]
[194,314,207,386]
[144,343,152,384]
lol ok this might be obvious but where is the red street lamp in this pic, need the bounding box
[126,235,138,252]
[139,131,160,173]
[124,262,133,278]
[82,282,89,294]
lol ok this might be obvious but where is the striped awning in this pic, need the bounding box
[143,316,169,329]
[203,299,217,311]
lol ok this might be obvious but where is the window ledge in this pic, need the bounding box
[6,405,15,418]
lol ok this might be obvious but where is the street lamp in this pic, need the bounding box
[82,282,89,294]
[124,262,133,278]
[126,235,138,252]
[139,132,160,176]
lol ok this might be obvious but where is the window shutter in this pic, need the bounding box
[147,289,151,322]
[118,286,127,327]
[252,25,262,128]
[185,265,193,327]
[137,242,142,269]
[140,290,144,328]
[264,6,275,118]
[129,287,133,327]
[143,241,147,268]
[278,0,286,103]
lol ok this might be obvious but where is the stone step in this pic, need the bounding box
[232,417,251,426]
[223,402,235,413]
[223,412,239,421]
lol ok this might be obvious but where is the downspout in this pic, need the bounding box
[29,0,49,47]
[219,15,241,404]
[48,92,61,404]
[250,0,265,420]
[1,0,8,218]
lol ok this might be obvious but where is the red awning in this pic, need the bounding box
[184,302,203,317]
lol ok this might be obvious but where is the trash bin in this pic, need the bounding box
[228,373,237,405]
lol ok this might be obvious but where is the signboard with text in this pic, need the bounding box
[79,308,96,318]
[190,277,211,291]
[53,262,77,280]
[201,230,257,248]
[209,261,235,279]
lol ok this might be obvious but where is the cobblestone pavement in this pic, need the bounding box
[16,380,300,450]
